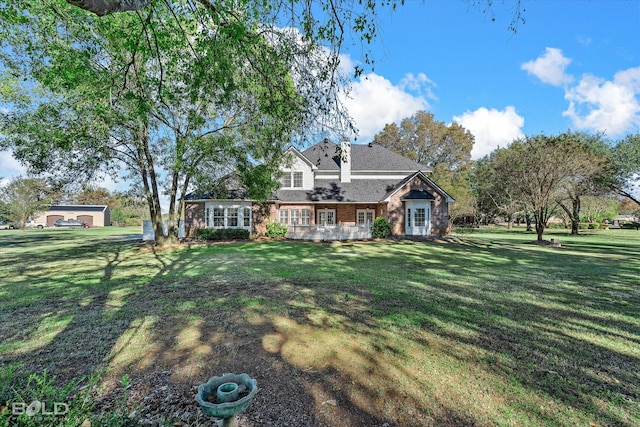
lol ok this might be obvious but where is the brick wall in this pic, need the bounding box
[387,176,450,236]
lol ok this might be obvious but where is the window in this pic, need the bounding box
[206,204,251,229]
[243,208,251,227]
[290,209,300,225]
[407,208,411,227]
[293,171,303,188]
[301,209,310,225]
[415,208,426,227]
[317,209,335,226]
[281,172,292,188]
[281,171,303,188]
[357,209,374,225]
[227,208,238,227]
[279,210,289,225]
[213,208,225,227]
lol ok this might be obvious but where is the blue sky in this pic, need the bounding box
[1,0,639,191]
[340,0,640,158]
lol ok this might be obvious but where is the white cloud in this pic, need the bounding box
[563,66,640,136]
[0,150,26,186]
[343,72,434,141]
[521,47,574,86]
[453,106,525,159]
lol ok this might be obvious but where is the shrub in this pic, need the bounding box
[371,216,392,238]
[265,221,287,238]
[194,228,250,240]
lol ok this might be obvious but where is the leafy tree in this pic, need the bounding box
[373,110,474,170]
[373,110,476,223]
[605,133,640,206]
[580,196,619,223]
[473,153,524,229]
[110,206,126,225]
[487,134,604,241]
[0,176,52,230]
[73,185,117,208]
[554,131,611,235]
[0,0,342,246]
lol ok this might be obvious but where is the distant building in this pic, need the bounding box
[33,205,111,227]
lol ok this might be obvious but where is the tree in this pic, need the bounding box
[1,1,528,246]
[487,134,604,242]
[473,153,524,229]
[373,110,476,224]
[374,110,474,170]
[606,133,640,206]
[580,195,619,223]
[74,185,117,208]
[0,0,343,246]
[0,176,52,230]
[554,132,611,235]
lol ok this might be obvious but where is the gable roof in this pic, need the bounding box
[184,173,249,201]
[301,140,432,172]
[384,171,455,203]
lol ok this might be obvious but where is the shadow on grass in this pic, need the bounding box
[1,230,638,426]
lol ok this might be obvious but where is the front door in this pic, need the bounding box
[405,201,431,235]
[317,209,336,226]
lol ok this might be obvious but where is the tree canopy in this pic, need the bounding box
[0,176,52,230]
[0,0,364,244]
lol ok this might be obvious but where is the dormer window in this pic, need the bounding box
[282,171,303,188]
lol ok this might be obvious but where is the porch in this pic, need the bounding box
[285,222,372,241]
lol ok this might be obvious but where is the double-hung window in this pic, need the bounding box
[213,208,225,227]
[227,208,238,227]
[243,208,251,227]
[279,210,289,225]
[290,210,300,225]
[301,209,310,225]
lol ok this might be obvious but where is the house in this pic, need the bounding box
[184,140,454,239]
[33,205,111,227]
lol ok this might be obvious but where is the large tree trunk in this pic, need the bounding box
[525,212,532,232]
[559,197,581,236]
[534,209,545,241]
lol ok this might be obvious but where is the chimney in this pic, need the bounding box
[340,139,351,183]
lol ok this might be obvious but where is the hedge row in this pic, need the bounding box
[194,228,250,240]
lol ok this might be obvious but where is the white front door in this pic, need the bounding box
[405,201,431,235]
[317,209,336,226]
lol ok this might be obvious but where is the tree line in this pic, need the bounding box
[373,110,640,241]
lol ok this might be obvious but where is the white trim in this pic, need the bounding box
[384,171,455,203]
[204,201,252,230]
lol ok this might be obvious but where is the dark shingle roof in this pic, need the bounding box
[48,205,108,212]
[399,189,436,200]
[301,140,430,172]
[271,179,400,203]
[184,174,248,200]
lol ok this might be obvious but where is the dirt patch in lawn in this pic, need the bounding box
[3,273,483,427]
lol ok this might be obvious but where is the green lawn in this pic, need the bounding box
[0,226,638,426]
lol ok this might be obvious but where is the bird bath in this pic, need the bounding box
[194,373,258,427]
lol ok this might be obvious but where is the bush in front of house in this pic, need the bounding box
[194,228,250,240]
[265,220,287,238]
[371,216,392,238]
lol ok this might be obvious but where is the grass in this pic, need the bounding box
[0,226,639,426]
